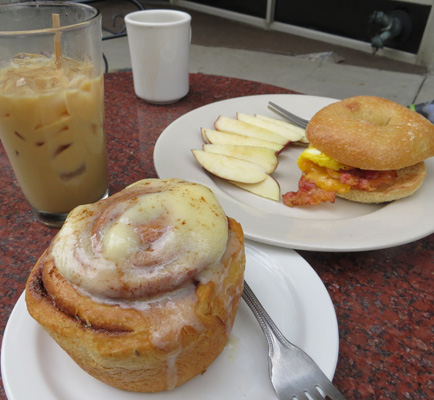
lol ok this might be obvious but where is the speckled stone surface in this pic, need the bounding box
[0,72,433,399]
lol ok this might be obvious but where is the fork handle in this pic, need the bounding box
[242,281,294,355]
[267,102,309,129]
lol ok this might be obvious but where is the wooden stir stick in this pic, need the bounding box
[52,13,61,69]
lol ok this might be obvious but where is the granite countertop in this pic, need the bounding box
[0,72,432,399]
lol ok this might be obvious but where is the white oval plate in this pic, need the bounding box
[1,241,338,400]
[154,93,434,251]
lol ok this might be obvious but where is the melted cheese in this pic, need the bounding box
[298,158,351,194]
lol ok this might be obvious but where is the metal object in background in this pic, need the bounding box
[409,101,434,124]
[79,0,145,72]
[368,10,412,54]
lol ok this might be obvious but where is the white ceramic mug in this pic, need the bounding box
[125,9,191,104]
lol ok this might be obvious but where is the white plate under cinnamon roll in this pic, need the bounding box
[25,178,246,393]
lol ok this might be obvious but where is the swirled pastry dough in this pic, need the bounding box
[26,179,245,392]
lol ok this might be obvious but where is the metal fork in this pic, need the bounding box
[268,101,309,129]
[242,281,346,400]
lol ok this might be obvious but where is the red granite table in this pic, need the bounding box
[0,72,433,399]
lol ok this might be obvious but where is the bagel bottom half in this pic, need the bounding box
[337,162,426,203]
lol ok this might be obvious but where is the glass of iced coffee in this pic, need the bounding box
[0,2,108,227]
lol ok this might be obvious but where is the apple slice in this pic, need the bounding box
[229,175,281,201]
[237,112,304,142]
[192,150,267,183]
[201,127,211,144]
[255,114,305,130]
[203,144,278,174]
[255,114,309,143]
[215,116,290,146]
[202,128,284,152]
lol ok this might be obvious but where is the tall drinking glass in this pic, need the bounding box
[0,2,108,227]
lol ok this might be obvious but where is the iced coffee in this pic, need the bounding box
[0,53,108,219]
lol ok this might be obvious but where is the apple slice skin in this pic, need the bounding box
[214,116,290,146]
[236,112,304,142]
[192,150,267,184]
[201,128,211,144]
[202,128,284,152]
[203,144,278,174]
[229,175,281,201]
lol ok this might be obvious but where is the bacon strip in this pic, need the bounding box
[283,175,336,207]
[283,168,398,207]
[340,169,397,191]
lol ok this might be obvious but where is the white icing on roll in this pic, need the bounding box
[50,179,229,299]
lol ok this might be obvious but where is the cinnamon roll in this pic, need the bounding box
[25,178,245,392]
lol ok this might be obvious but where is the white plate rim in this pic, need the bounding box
[153,93,434,252]
[1,241,339,400]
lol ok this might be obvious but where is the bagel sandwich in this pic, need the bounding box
[283,96,434,207]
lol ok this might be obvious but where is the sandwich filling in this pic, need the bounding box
[283,147,398,206]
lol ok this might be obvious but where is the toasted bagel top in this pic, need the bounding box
[306,96,434,170]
